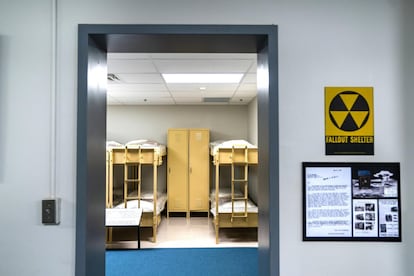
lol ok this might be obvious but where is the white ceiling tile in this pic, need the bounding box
[154,60,253,74]
[232,93,256,101]
[118,97,175,105]
[108,83,168,92]
[237,83,257,91]
[170,90,234,98]
[234,87,257,96]
[108,91,171,99]
[108,59,158,73]
[107,95,123,105]
[116,73,164,84]
[107,101,124,105]
[229,97,254,104]
[169,92,202,98]
[173,97,203,103]
[108,53,153,59]
[241,73,257,84]
[234,91,257,98]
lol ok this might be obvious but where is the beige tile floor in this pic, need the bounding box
[108,215,258,249]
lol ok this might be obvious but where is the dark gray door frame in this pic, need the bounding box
[77,24,279,276]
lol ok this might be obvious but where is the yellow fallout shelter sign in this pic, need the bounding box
[325,87,374,155]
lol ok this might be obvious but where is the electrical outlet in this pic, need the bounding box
[42,199,61,225]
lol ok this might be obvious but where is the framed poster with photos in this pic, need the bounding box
[303,162,401,241]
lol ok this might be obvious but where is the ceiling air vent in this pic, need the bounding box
[107,73,120,81]
[203,97,230,103]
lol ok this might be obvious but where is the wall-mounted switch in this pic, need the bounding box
[42,198,61,225]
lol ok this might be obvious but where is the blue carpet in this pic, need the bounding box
[106,247,258,276]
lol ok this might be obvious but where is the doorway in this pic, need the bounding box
[76,24,279,276]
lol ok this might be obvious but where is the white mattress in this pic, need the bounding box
[139,190,162,200]
[210,197,258,216]
[128,190,164,200]
[210,188,244,202]
[210,139,257,155]
[125,139,167,156]
[114,193,167,215]
[106,140,123,149]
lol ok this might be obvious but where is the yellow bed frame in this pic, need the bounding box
[106,144,166,242]
[211,143,258,243]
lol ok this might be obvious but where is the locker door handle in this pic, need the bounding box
[189,167,192,174]
[168,168,171,174]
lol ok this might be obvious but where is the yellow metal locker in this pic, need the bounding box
[167,129,189,215]
[167,128,210,217]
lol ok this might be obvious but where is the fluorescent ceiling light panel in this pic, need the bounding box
[162,73,243,83]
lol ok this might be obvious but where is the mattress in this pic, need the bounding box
[106,140,123,149]
[210,188,244,202]
[210,197,258,216]
[114,193,167,215]
[128,190,165,200]
[106,139,167,156]
[210,139,257,156]
[125,139,167,156]
[139,190,164,200]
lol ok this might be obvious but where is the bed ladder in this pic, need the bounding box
[123,146,142,208]
[231,145,249,222]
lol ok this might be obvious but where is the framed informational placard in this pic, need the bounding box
[303,162,401,241]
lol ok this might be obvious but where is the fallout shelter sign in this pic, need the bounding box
[325,87,374,155]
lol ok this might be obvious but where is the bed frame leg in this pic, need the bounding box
[152,214,157,243]
[153,226,157,243]
[215,221,219,244]
[106,227,113,243]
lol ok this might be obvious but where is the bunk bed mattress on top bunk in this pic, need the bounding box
[125,139,167,156]
[114,193,167,215]
[210,139,256,154]
[106,140,123,149]
[210,139,258,164]
[107,139,167,164]
[106,140,167,155]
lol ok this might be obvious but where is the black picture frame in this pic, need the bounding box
[303,162,401,242]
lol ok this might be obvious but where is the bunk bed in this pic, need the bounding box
[210,140,259,243]
[106,141,123,209]
[106,139,167,243]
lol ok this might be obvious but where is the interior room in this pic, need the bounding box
[2,1,413,276]
[105,52,260,248]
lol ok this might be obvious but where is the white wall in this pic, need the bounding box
[248,97,258,145]
[278,2,413,276]
[0,0,413,276]
[400,1,414,273]
[107,105,250,144]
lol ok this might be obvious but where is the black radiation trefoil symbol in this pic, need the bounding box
[329,91,370,131]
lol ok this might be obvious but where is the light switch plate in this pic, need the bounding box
[42,198,61,225]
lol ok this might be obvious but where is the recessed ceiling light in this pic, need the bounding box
[162,73,243,84]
